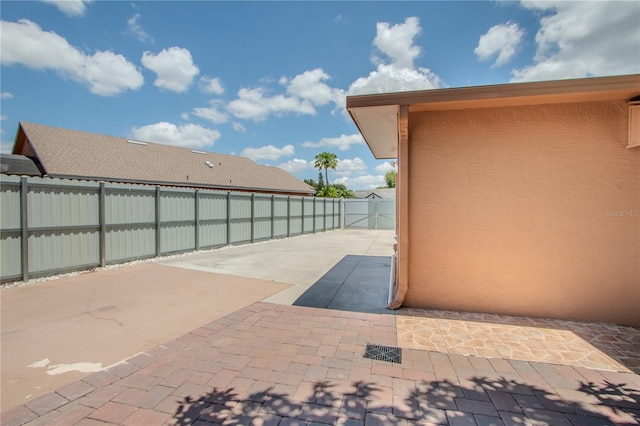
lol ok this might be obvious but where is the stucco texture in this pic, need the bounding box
[407,100,639,326]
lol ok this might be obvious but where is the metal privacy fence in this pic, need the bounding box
[0,175,342,283]
[343,198,396,230]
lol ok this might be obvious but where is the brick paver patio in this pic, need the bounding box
[3,302,639,426]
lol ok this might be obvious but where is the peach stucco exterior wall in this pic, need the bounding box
[406,100,639,326]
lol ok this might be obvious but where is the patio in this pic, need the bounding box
[3,302,638,426]
[2,230,638,425]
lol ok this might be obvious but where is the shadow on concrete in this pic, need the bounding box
[171,376,640,425]
[293,255,392,315]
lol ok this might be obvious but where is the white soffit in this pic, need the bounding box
[350,105,398,159]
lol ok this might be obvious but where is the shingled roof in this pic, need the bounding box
[12,122,314,195]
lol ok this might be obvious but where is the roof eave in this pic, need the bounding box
[347,74,640,159]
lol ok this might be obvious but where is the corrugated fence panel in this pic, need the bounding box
[254,195,272,241]
[1,175,22,281]
[344,199,370,228]
[377,200,396,229]
[0,174,348,283]
[343,199,395,229]
[302,198,314,234]
[27,177,100,276]
[199,191,227,248]
[229,193,251,244]
[105,183,156,263]
[326,200,335,230]
[289,197,303,236]
[160,188,196,254]
[273,196,289,238]
[314,199,325,232]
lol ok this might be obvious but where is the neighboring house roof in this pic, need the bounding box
[347,74,640,159]
[0,154,44,176]
[354,188,396,199]
[11,122,315,195]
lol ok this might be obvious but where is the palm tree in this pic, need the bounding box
[314,152,338,185]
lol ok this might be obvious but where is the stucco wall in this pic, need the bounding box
[407,100,639,326]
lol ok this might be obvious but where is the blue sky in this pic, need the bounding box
[1,1,639,189]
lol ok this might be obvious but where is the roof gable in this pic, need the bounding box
[14,122,314,195]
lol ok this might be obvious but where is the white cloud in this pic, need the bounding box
[1,141,14,154]
[1,92,13,99]
[141,47,199,93]
[475,21,524,67]
[126,13,153,43]
[131,122,220,149]
[199,76,224,95]
[228,87,315,121]
[349,64,443,95]
[285,68,344,107]
[336,157,367,176]
[512,1,640,82]
[348,17,444,95]
[232,122,247,133]
[0,19,143,96]
[192,100,228,124]
[373,17,422,68]
[241,144,295,161]
[334,174,385,190]
[375,161,396,173]
[301,133,365,151]
[278,158,312,173]
[41,0,93,17]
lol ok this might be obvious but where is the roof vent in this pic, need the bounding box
[191,149,206,154]
[205,160,214,168]
[127,139,148,146]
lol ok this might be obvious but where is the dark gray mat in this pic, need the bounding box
[293,255,393,314]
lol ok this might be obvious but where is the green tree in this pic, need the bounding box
[331,184,355,198]
[316,185,339,198]
[384,170,396,188]
[314,152,338,185]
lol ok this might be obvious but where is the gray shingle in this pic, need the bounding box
[14,122,314,195]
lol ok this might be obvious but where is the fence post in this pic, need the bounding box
[227,192,232,245]
[287,196,290,237]
[194,189,200,250]
[20,177,29,282]
[250,193,255,243]
[270,194,275,240]
[99,182,106,267]
[340,199,345,229]
[155,187,161,256]
[301,197,305,234]
[323,198,327,231]
[313,198,316,233]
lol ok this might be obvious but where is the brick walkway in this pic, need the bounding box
[3,303,639,426]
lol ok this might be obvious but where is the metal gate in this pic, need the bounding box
[343,199,396,229]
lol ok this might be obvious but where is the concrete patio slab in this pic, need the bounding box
[157,230,395,305]
[1,264,290,411]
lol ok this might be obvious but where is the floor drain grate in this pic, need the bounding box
[363,343,402,364]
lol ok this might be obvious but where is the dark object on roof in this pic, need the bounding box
[11,122,314,195]
[0,154,44,176]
